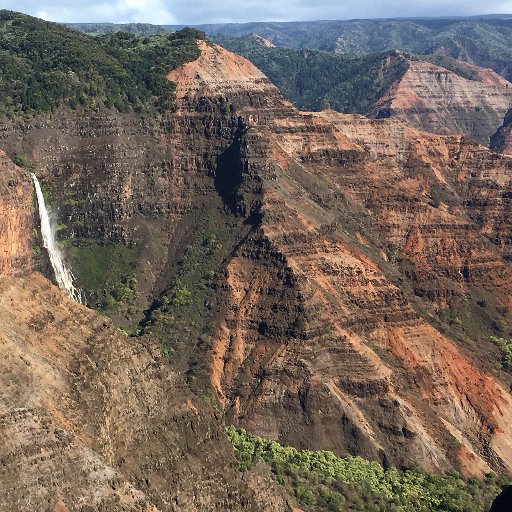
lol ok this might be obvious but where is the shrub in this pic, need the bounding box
[226,426,508,512]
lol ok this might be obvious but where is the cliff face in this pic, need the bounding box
[3,40,512,479]
[168,42,512,476]
[491,108,512,155]
[0,151,32,275]
[0,84,273,510]
[0,272,260,511]
[371,59,512,146]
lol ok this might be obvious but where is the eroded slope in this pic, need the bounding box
[0,271,261,511]
[0,150,32,275]
[371,59,512,145]
[169,42,512,476]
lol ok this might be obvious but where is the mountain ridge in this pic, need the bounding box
[67,16,512,81]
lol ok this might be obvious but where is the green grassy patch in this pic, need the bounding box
[491,336,512,372]
[227,426,508,512]
[65,239,140,320]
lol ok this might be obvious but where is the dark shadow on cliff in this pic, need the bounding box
[214,126,245,214]
[490,486,512,512]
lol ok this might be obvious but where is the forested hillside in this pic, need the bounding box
[0,10,202,116]
[213,36,408,113]
[69,16,512,80]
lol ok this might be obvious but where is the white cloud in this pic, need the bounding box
[15,0,176,23]
[3,0,512,24]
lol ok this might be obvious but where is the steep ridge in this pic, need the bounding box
[204,36,512,146]
[168,42,512,476]
[0,158,274,509]
[0,150,33,275]
[371,59,512,145]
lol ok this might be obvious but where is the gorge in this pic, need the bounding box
[0,9,512,511]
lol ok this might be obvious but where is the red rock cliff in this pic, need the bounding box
[371,59,512,146]
[169,42,512,476]
[0,151,32,275]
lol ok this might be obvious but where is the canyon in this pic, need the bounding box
[164,41,512,476]
[1,21,512,508]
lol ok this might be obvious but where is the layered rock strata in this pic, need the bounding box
[0,151,32,274]
[2,40,512,478]
[169,42,512,476]
[371,59,512,146]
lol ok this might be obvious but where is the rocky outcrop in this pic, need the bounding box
[169,42,512,476]
[250,33,275,48]
[371,59,512,146]
[0,151,32,275]
[0,272,259,511]
[491,108,512,155]
[243,462,298,512]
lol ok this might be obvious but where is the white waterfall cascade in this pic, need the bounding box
[31,174,83,303]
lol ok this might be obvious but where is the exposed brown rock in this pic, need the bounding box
[250,33,276,48]
[0,151,32,275]
[371,59,512,145]
[243,462,298,511]
[170,42,512,476]
[2,40,512,481]
[0,272,258,511]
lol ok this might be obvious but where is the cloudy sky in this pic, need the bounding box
[2,0,512,24]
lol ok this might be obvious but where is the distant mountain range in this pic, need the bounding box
[68,15,512,79]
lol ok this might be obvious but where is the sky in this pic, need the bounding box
[1,0,512,25]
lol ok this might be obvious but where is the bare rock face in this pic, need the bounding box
[169,42,512,476]
[250,34,276,48]
[371,59,512,146]
[2,40,512,482]
[0,151,32,274]
[0,272,259,511]
[491,108,512,155]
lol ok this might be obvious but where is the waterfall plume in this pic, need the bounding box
[31,174,83,303]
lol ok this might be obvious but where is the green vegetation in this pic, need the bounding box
[65,239,141,320]
[215,36,408,114]
[143,208,229,380]
[70,17,512,81]
[214,36,489,116]
[0,10,203,116]
[11,152,29,168]
[491,336,512,372]
[227,426,508,512]
[62,189,83,206]
[413,54,480,81]
[66,22,170,37]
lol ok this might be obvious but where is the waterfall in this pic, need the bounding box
[31,174,83,303]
